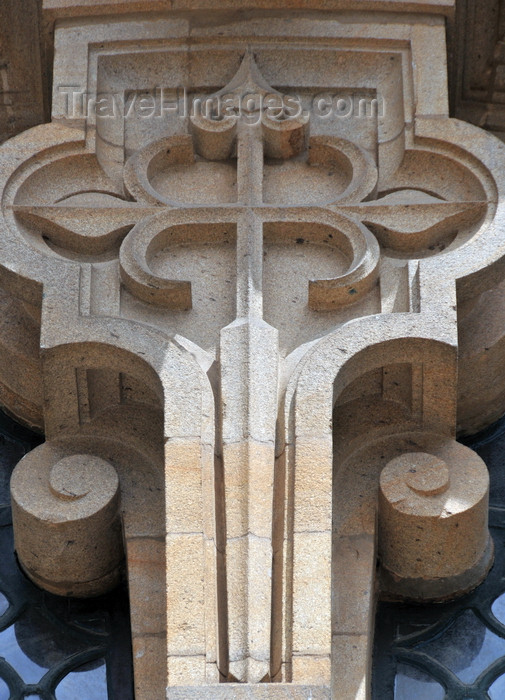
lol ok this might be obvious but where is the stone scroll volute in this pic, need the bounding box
[0,7,505,700]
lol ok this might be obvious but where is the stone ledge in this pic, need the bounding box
[42,0,454,21]
[166,686,330,699]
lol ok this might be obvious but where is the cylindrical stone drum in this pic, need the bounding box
[379,441,493,601]
[11,447,124,597]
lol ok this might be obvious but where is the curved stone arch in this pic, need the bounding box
[280,314,457,691]
[411,120,505,434]
[285,312,458,440]
[40,328,213,440]
[0,124,88,301]
[0,123,156,306]
[0,120,223,688]
[414,118,505,302]
[32,336,219,690]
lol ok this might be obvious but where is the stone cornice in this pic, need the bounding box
[42,0,455,21]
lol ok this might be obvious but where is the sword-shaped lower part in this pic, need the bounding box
[220,315,278,682]
[219,121,278,682]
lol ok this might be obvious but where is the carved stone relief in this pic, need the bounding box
[1,5,505,699]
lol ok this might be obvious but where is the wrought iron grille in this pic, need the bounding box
[373,416,505,700]
[0,412,134,700]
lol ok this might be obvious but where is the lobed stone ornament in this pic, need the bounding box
[379,444,493,601]
[1,7,505,698]
[11,449,123,597]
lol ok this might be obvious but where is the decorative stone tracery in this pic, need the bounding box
[1,3,505,699]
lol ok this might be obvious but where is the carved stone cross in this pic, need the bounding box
[0,15,504,700]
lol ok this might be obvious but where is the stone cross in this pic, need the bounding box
[0,14,504,700]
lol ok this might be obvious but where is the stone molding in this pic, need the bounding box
[0,6,504,699]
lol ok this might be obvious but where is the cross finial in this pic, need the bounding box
[190,49,309,160]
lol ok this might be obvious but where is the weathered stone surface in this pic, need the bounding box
[42,0,454,18]
[133,635,167,700]
[167,686,330,699]
[11,447,123,596]
[379,444,493,600]
[0,3,503,699]
[0,0,47,144]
